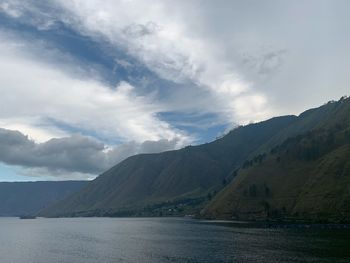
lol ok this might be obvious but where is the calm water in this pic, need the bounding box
[0,217,349,263]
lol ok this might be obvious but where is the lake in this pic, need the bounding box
[0,217,349,263]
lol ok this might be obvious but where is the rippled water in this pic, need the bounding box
[0,217,349,263]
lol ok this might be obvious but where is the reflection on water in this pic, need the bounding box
[0,217,349,263]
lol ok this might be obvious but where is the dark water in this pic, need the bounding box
[0,217,349,263]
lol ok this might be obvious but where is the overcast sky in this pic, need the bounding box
[0,0,349,181]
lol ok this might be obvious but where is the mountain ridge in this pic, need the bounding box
[0,181,87,216]
[40,96,350,220]
[202,97,350,222]
[40,116,296,217]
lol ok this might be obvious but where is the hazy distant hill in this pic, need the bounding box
[0,181,87,216]
[41,97,350,221]
[40,116,296,217]
[203,97,350,222]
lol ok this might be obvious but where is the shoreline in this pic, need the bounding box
[196,218,350,229]
[19,215,350,229]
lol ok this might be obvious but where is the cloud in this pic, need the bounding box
[55,0,289,124]
[3,0,271,124]
[2,0,350,125]
[0,28,192,179]
[241,49,287,77]
[0,128,179,179]
[1,0,350,181]
[0,1,22,18]
[0,33,190,145]
[123,22,160,38]
[0,129,105,174]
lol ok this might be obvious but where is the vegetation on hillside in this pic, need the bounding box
[202,98,350,223]
[41,97,350,222]
[40,116,296,217]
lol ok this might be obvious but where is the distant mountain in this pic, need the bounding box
[202,97,350,222]
[0,181,87,216]
[40,116,296,217]
[41,97,350,221]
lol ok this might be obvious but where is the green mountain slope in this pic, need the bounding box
[41,97,350,219]
[0,181,87,216]
[40,116,296,217]
[202,98,350,222]
[253,97,350,156]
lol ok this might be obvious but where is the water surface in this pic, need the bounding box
[0,217,349,263]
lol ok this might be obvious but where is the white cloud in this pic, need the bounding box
[0,121,67,143]
[0,0,276,126]
[52,0,350,123]
[0,29,193,179]
[0,1,22,17]
[1,0,349,180]
[232,94,273,124]
[2,0,350,125]
[0,33,190,146]
[50,0,272,124]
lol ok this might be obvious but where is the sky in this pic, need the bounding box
[0,0,349,181]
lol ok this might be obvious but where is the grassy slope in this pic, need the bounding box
[41,97,350,219]
[203,144,350,222]
[253,97,350,156]
[203,98,350,222]
[40,116,296,217]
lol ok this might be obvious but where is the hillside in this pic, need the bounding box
[0,181,87,216]
[252,97,350,156]
[40,116,296,217]
[41,97,350,219]
[202,98,350,222]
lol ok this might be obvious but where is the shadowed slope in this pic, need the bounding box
[0,181,87,216]
[41,97,350,219]
[203,97,350,222]
[40,116,296,217]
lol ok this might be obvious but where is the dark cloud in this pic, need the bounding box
[0,128,179,176]
[241,49,287,77]
[122,22,160,38]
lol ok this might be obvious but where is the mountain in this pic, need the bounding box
[41,97,350,220]
[202,97,350,222]
[40,116,296,217]
[252,97,350,155]
[0,181,87,216]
